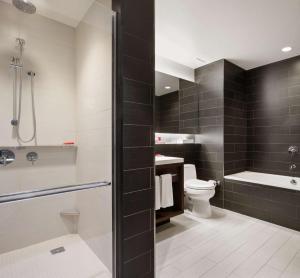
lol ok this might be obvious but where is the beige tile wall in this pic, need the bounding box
[75,1,113,270]
[0,0,113,269]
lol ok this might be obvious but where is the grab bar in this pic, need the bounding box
[0,181,111,204]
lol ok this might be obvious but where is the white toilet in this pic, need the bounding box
[184,164,216,218]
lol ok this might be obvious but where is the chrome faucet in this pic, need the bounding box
[26,152,38,165]
[288,146,299,156]
[288,146,298,185]
[0,150,15,166]
[291,179,297,185]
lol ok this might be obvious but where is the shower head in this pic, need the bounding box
[12,0,36,14]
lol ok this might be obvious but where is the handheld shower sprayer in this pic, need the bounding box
[11,38,37,143]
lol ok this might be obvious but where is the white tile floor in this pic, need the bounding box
[0,234,111,278]
[156,207,300,278]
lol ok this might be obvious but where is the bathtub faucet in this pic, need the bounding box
[288,146,299,157]
[288,146,298,178]
[291,179,297,186]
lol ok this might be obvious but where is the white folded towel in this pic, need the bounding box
[155,176,161,210]
[160,174,174,208]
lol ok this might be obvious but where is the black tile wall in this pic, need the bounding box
[124,125,152,147]
[112,0,155,277]
[224,60,247,175]
[123,210,152,239]
[123,147,154,170]
[124,102,153,126]
[195,60,225,207]
[123,168,152,194]
[124,79,152,105]
[224,179,300,231]
[123,189,154,216]
[223,56,300,178]
[167,57,300,231]
[246,56,300,177]
[123,252,153,278]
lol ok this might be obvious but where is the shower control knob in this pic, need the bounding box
[0,150,15,166]
[26,152,38,165]
[288,146,299,155]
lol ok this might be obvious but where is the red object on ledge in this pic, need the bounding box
[63,141,75,145]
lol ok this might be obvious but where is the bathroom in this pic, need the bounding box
[0,0,300,277]
[154,0,300,277]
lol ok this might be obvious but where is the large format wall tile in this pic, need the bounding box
[246,56,300,177]
[112,0,155,277]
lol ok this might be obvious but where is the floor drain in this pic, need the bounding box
[50,246,66,255]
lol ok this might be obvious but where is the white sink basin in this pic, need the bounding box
[155,156,184,166]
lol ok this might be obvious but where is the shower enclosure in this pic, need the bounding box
[0,0,115,277]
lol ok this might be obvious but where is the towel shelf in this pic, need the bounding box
[0,181,111,204]
[155,162,184,226]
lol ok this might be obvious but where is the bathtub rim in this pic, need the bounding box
[224,171,300,192]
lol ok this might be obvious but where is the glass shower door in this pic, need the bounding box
[0,1,115,277]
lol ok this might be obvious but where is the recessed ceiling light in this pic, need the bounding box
[282,46,292,53]
[165,86,171,90]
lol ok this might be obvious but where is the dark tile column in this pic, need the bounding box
[112,0,155,277]
[224,60,247,175]
[195,60,225,208]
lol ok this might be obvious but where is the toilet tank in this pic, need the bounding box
[184,164,197,181]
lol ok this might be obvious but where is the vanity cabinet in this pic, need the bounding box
[155,160,184,226]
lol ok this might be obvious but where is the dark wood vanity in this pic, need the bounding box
[155,158,184,226]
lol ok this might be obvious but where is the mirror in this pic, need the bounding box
[155,71,198,134]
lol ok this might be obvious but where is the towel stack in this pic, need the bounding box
[155,174,174,210]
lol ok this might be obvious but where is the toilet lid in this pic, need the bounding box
[185,179,216,190]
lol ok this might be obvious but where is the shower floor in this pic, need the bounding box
[0,234,111,278]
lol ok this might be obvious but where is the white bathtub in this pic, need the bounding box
[224,171,300,191]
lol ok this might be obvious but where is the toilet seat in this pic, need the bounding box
[185,179,216,190]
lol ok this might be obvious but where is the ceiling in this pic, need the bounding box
[156,0,300,70]
[155,71,179,96]
[1,0,111,27]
